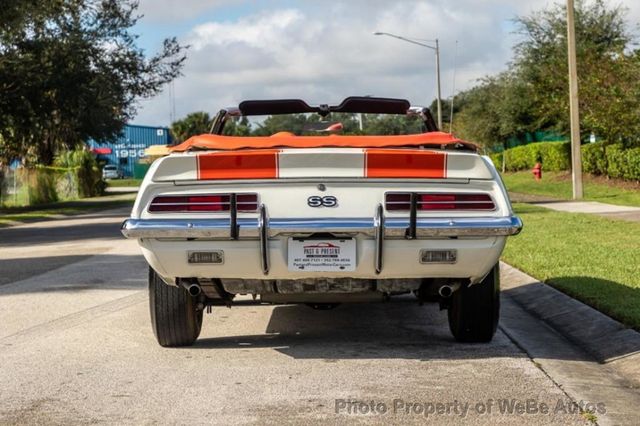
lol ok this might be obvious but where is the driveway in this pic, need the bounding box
[0,210,637,424]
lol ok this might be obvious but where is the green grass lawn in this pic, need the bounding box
[0,193,135,227]
[106,178,143,187]
[503,203,640,330]
[502,171,640,207]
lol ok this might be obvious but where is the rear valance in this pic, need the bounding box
[151,148,493,182]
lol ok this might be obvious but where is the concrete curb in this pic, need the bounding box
[500,262,640,387]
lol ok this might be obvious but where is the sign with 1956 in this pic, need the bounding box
[116,149,146,158]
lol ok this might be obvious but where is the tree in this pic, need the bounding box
[513,0,640,144]
[175,111,434,138]
[251,114,320,136]
[222,116,252,136]
[171,112,212,142]
[362,114,424,135]
[454,0,640,149]
[454,73,537,150]
[0,0,186,165]
[248,112,427,136]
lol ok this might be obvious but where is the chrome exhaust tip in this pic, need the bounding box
[438,283,461,298]
[438,285,453,298]
[186,283,202,297]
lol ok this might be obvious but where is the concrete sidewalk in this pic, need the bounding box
[500,263,640,425]
[105,186,139,194]
[533,200,640,222]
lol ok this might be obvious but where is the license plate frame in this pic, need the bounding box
[287,238,356,272]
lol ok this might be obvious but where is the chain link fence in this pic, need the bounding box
[0,167,80,207]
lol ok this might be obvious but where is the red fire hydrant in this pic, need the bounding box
[532,162,542,180]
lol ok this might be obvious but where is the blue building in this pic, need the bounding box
[88,124,172,178]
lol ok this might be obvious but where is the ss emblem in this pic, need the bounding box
[308,195,338,207]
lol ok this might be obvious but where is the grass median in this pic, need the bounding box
[0,193,135,227]
[502,171,640,207]
[503,203,640,330]
[106,178,143,187]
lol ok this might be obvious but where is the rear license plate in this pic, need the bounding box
[287,238,356,272]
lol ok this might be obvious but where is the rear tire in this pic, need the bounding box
[149,267,203,347]
[448,263,500,343]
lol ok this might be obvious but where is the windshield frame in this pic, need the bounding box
[209,97,438,135]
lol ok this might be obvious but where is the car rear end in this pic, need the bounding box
[123,147,520,293]
[121,96,522,346]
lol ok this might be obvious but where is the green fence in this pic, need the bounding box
[133,162,151,179]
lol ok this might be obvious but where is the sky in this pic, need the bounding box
[131,0,640,127]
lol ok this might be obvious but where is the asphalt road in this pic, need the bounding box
[0,209,636,424]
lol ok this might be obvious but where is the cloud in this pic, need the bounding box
[136,0,239,22]
[133,0,640,126]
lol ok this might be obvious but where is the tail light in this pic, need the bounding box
[149,193,258,213]
[385,193,495,211]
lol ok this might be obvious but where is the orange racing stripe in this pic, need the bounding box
[197,150,279,180]
[365,149,447,178]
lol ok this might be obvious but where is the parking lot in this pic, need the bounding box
[0,208,638,424]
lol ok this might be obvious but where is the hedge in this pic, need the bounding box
[489,152,503,170]
[491,141,640,181]
[501,141,571,172]
[603,144,640,181]
[581,142,607,175]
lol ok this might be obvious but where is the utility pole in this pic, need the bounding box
[567,0,583,199]
[449,40,459,133]
[434,39,442,130]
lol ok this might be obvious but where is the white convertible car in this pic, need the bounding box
[122,97,522,347]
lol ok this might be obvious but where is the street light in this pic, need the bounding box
[373,31,442,130]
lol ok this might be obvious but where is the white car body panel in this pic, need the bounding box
[139,236,504,283]
[124,147,521,291]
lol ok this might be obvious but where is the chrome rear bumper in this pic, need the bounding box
[121,210,522,240]
[122,205,521,276]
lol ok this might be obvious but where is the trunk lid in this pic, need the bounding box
[150,148,494,182]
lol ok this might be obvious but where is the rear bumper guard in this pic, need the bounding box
[121,205,522,275]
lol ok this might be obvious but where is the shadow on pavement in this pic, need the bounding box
[193,279,640,364]
[192,299,548,361]
[197,303,482,359]
[0,254,147,293]
[0,220,125,247]
[0,255,95,286]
